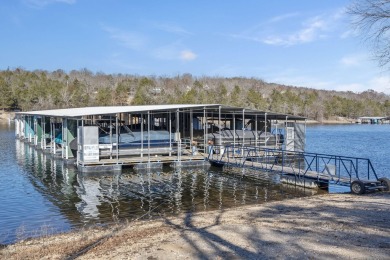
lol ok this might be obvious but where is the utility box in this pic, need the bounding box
[78,126,99,163]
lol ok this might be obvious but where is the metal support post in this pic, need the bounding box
[176,109,181,164]
[116,115,119,162]
[147,111,151,165]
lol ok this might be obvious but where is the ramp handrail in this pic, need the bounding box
[207,145,379,183]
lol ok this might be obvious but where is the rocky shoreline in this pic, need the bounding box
[1,192,389,259]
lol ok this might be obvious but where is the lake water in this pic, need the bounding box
[305,124,390,178]
[0,123,389,244]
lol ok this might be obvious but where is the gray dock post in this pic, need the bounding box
[190,109,193,149]
[147,111,151,166]
[219,106,222,153]
[242,108,245,150]
[176,109,181,166]
[264,113,267,147]
[203,107,206,154]
[169,111,172,156]
[141,113,144,158]
[116,115,119,162]
[233,111,236,146]
[255,114,258,147]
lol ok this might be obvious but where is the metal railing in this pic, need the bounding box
[207,145,379,184]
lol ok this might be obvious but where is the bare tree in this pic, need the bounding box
[348,0,390,68]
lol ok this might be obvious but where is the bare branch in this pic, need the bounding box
[348,0,390,68]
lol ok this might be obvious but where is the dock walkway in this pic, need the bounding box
[208,145,387,193]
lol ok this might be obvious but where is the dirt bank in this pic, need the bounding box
[1,192,389,259]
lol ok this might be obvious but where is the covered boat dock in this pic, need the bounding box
[15,104,306,172]
[357,116,390,124]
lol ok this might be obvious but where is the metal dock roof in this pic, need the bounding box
[16,104,306,120]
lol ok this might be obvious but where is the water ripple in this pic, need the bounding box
[0,123,327,244]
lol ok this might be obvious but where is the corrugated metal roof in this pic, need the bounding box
[16,104,306,120]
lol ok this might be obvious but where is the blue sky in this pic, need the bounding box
[1,0,389,94]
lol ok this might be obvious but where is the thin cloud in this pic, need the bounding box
[340,28,359,39]
[236,12,300,38]
[154,23,192,35]
[24,0,76,8]
[339,53,368,67]
[152,45,177,60]
[263,16,327,46]
[326,75,390,94]
[152,43,197,61]
[102,25,146,50]
[268,12,300,23]
[180,50,197,61]
[232,9,346,47]
[368,76,390,94]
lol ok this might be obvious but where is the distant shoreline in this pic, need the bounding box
[0,112,14,122]
[306,118,355,124]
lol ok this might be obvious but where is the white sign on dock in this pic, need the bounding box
[79,126,100,163]
[83,144,99,161]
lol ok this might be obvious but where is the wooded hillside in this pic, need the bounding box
[1,68,389,121]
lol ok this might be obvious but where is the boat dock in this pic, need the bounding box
[357,116,390,124]
[14,104,305,172]
[13,104,389,194]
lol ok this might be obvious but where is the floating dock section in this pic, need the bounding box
[14,104,306,173]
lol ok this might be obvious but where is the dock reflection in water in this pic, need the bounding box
[6,139,321,243]
[74,167,319,224]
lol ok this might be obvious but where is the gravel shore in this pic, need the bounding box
[1,192,389,259]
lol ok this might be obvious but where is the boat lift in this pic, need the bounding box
[207,145,390,194]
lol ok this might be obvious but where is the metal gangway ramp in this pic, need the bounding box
[207,145,390,194]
